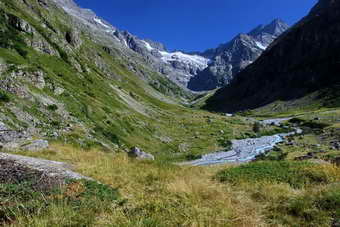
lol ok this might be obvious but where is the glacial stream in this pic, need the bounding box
[184,118,302,166]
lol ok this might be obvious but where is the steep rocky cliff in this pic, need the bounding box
[205,0,340,112]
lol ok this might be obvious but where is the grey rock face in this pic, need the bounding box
[22,140,49,151]
[65,30,82,48]
[128,147,155,160]
[0,122,29,145]
[0,152,92,181]
[188,19,289,91]
[7,14,35,34]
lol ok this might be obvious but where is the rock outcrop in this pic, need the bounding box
[0,152,91,189]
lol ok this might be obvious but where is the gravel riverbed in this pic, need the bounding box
[184,118,302,166]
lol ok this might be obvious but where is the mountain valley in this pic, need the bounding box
[0,0,339,226]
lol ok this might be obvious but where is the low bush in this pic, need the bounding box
[0,90,10,103]
[301,121,330,129]
[253,122,261,133]
[47,104,58,111]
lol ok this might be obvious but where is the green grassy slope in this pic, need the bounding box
[0,0,257,161]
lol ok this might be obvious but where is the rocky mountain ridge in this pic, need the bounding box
[205,0,340,112]
[188,19,289,91]
[52,0,288,91]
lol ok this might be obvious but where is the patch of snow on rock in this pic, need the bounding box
[93,17,110,29]
[142,40,155,51]
[159,51,210,70]
[255,41,267,50]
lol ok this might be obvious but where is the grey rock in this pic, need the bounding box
[7,14,35,34]
[37,0,49,7]
[22,140,49,151]
[0,152,91,181]
[27,34,59,56]
[0,122,7,131]
[330,141,340,150]
[188,19,289,91]
[65,30,82,48]
[0,127,29,144]
[54,87,65,95]
[128,147,154,160]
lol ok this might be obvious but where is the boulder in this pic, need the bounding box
[65,30,82,48]
[22,140,49,152]
[128,147,154,160]
[330,141,340,150]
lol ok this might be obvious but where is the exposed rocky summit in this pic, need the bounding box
[188,19,289,91]
[205,0,340,112]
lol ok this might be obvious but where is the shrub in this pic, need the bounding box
[253,122,262,133]
[13,43,28,58]
[289,118,306,124]
[94,126,120,145]
[0,91,10,103]
[301,121,329,129]
[217,138,232,148]
[47,104,58,111]
[288,118,329,129]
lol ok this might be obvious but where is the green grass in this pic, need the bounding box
[0,179,121,226]
[217,161,339,188]
[266,184,340,226]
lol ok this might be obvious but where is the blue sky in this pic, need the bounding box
[75,0,317,52]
